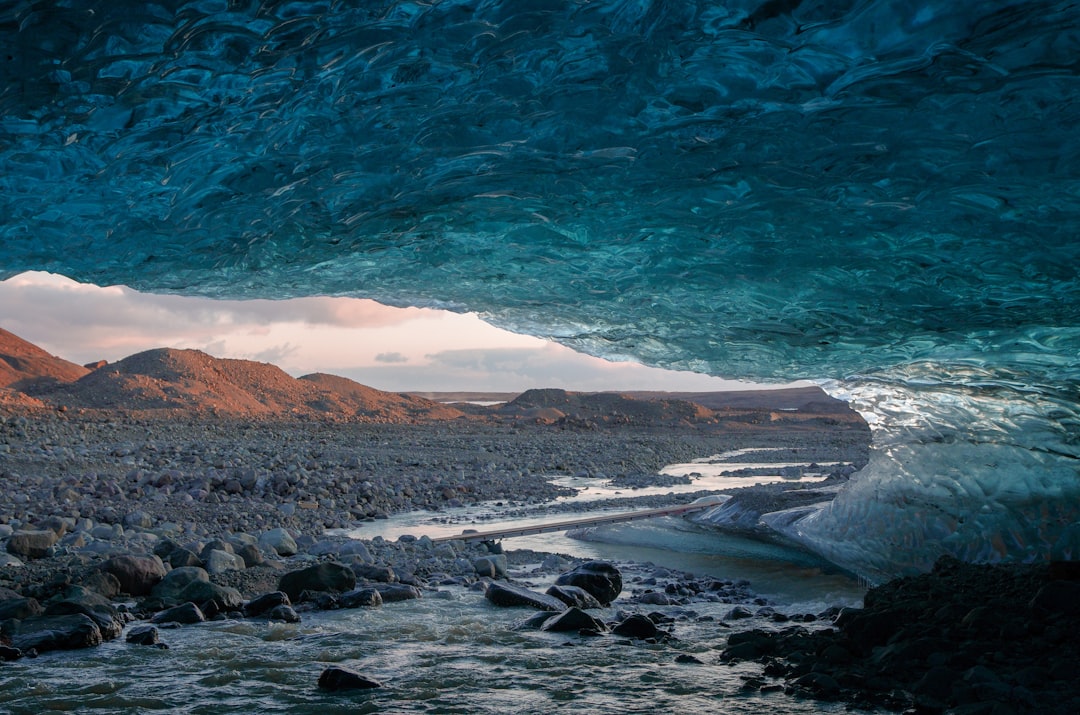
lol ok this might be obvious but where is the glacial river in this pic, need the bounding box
[0,456,881,715]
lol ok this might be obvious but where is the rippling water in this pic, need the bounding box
[1,459,879,715]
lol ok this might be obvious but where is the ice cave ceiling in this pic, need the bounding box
[1,0,1078,579]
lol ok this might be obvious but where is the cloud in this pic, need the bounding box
[375,352,409,364]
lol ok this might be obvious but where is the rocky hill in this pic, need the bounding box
[0,327,89,390]
[27,346,464,422]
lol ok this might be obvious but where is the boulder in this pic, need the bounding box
[318,665,383,691]
[278,562,356,601]
[353,564,396,583]
[340,587,383,608]
[9,613,105,652]
[267,604,300,623]
[99,555,166,596]
[80,570,122,599]
[204,549,246,575]
[372,583,422,603]
[234,544,264,568]
[43,586,125,641]
[0,596,43,621]
[473,555,508,579]
[126,624,161,646]
[151,601,206,625]
[553,561,622,606]
[0,645,21,661]
[151,567,210,603]
[244,591,291,618]
[612,614,662,639]
[546,584,602,609]
[484,582,566,611]
[6,529,59,559]
[259,528,298,557]
[176,580,243,612]
[541,607,607,633]
[168,548,203,569]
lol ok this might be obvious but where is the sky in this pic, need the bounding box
[0,271,793,394]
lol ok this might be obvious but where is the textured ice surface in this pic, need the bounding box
[1,1,1078,578]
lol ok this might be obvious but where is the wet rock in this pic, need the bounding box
[611,614,662,640]
[244,591,291,617]
[724,605,754,620]
[0,596,43,620]
[126,624,161,645]
[151,601,205,625]
[372,583,422,602]
[278,562,356,601]
[541,607,607,633]
[353,564,396,583]
[341,587,383,608]
[546,584,602,610]
[484,582,566,611]
[318,665,383,691]
[9,613,105,652]
[267,604,300,623]
[473,555,508,579]
[554,561,622,606]
[176,580,243,613]
[42,586,125,641]
[0,645,21,661]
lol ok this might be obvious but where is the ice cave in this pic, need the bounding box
[1,0,1077,581]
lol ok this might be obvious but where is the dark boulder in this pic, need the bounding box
[554,561,622,606]
[612,614,662,640]
[353,564,396,583]
[151,602,206,625]
[175,580,243,612]
[318,665,383,691]
[484,582,565,611]
[0,645,21,661]
[244,591,291,618]
[43,586,125,641]
[0,596,43,621]
[541,607,607,633]
[151,567,209,603]
[341,588,384,608]
[546,584,602,610]
[267,604,300,623]
[372,583,422,603]
[126,624,161,645]
[9,613,105,652]
[278,562,356,602]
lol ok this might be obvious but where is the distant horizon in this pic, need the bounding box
[0,272,806,394]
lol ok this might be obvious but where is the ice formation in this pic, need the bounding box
[1,1,1077,579]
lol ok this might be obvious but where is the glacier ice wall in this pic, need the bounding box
[1,0,1078,578]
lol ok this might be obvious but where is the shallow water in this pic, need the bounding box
[1,455,878,714]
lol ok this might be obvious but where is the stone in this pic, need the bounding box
[546,584,602,609]
[9,613,105,652]
[372,583,422,602]
[639,591,675,606]
[151,601,206,625]
[0,645,21,661]
[80,570,122,599]
[44,586,125,641]
[318,665,383,691]
[267,604,300,623]
[6,529,59,559]
[234,543,264,568]
[341,587,383,608]
[244,591,291,617]
[553,561,622,606]
[122,510,154,529]
[176,580,243,612]
[259,528,298,557]
[99,555,166,596]
[473,554,508,579]
[168,548,203,568]
[203,549,246,575]
[541,607,607,633]
[151,567,210,602]
[353,564,396,583]
[0,596,43,621]
[724,605,754,620]
[126,624,161,645]
[278,562,356,601]
[484,582,566,611]
[612,614,661,639]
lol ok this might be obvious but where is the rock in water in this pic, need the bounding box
[540,607,607,633]
[484,582,566,611]
[340,588,383,608]
[243,591,291,618]
[546,584,602,610]
[318,666,383,691]
[278,562,356,601]
[612,614,662,640]
[553,561,622,606]
[126,624,161,646]
[151,602,205,625]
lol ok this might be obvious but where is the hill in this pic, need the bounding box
[32,347,464,422]
[0,327,90,390]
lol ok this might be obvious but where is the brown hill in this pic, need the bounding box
[37,347,464,422]
[0,326,90,390]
